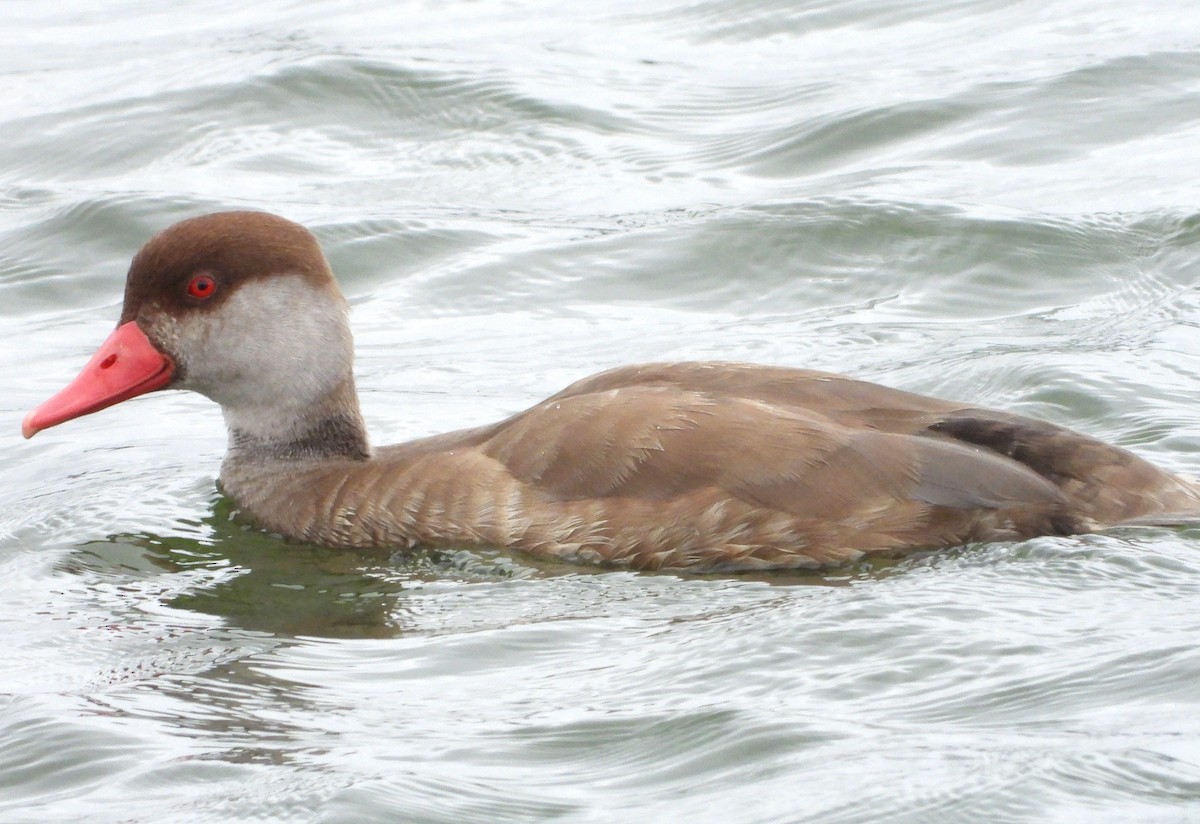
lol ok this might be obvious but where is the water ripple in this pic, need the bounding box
[5,0,1200,821]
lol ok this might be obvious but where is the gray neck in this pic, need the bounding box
[228,411,370,462]
[223,376,371,463]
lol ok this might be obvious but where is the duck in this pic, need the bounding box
[22,211,1200,571]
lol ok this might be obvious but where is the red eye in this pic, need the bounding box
[187,274,217,300]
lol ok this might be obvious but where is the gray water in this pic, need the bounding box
[4,2,1200,822]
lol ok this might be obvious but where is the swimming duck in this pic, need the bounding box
[23,212,1200,571]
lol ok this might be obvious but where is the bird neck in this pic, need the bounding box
[223,375,370,462]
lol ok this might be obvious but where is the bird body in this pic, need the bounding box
[24,212,1200,571]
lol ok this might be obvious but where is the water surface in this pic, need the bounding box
[4,1,1200,822]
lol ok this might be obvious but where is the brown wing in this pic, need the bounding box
[929,410,1200,522]
[544,361,964,431]
[481,383,1066,521]
[535,361,1200,523]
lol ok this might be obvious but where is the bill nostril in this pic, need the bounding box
[100,354,117,369]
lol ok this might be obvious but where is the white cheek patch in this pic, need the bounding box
[163,275,355,438]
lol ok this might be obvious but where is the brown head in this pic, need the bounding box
[24,211,360,446]
[119,211,334,327]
